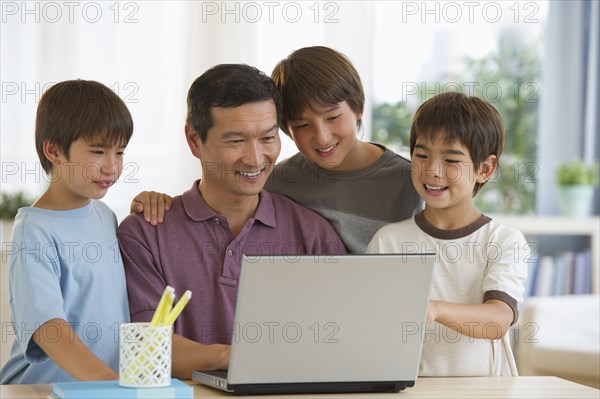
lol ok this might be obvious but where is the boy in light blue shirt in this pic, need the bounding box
[0,80,133,383]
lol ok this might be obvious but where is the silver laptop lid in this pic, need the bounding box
[227,254,434,384]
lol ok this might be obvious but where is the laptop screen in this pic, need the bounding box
[226,254,434,385]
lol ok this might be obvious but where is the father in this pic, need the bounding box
[117,64,346,379]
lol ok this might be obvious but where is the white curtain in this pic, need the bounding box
[537,0,600,215]
[1,1,375,220]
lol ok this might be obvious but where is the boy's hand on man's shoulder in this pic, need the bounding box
[130,191,173,225]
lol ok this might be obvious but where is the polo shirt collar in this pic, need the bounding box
[182,180,276,228]
[254,190,276,227]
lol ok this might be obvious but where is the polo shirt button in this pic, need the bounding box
[227,249,233,256]
[214,218,220,225]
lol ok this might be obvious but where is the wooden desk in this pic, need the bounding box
[1,377,598,398]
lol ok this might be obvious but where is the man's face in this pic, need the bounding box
[187,100,281,201]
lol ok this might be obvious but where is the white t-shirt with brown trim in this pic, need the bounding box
[367,212,529,376]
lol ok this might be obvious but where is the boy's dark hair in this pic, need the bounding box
[409,92,504,195]
[271,46,365,136]
[186,64,282,143]
[35,79,134,174]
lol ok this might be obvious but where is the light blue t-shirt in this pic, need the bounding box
[0,201,130,384]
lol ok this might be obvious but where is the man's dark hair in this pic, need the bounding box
[186,64,283,143]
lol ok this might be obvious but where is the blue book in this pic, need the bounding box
[524,259,539,297]
[52,378,193,399]
[572,250,592,295]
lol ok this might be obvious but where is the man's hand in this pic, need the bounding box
[171,335,231,378]
[130,191,173,225]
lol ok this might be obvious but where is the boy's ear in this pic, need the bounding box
[43,140,63,166]
[476,154,498,183]
[356,112,363,127]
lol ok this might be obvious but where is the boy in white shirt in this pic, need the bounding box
[367,92,529,376]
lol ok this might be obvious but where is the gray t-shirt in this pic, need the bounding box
[265,144,423,253]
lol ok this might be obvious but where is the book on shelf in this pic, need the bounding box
[51,378,193,399]
[562,251,574,295]
[534,256,555,297]
[572,250,592,295]
[552,252,574,296]
[524,258,539,297]
[525,249,592,298]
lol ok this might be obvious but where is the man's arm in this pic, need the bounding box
[171,334,230,378]
[33,318,117,381]
[426,299,514,340]
[314,216,347,255]
[118,220,230,377]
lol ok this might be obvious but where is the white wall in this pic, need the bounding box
[1,1,376,220]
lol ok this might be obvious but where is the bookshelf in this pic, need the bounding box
[490,215,600,294]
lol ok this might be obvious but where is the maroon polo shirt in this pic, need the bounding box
[117,180,346,344]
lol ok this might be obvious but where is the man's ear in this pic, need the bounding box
[185,124,202,159]
[43,140,63,166]
[476,154,498,184]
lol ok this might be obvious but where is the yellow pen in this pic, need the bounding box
[150,286,175,327]
[161,292,175,326]
[163,290,192,326]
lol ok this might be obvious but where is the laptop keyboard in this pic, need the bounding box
[197,369,228,379]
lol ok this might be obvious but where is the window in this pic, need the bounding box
[371,1,549,214]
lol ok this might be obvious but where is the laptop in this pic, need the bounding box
[193,253,434,395]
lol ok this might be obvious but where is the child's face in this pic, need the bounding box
[411,133,493,214]
[53,135,125,207]
[287,101,362,171]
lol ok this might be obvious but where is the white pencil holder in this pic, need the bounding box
[119,322,172,388]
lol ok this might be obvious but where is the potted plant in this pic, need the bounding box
[555,159,599,217]
[1,191,33,243]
